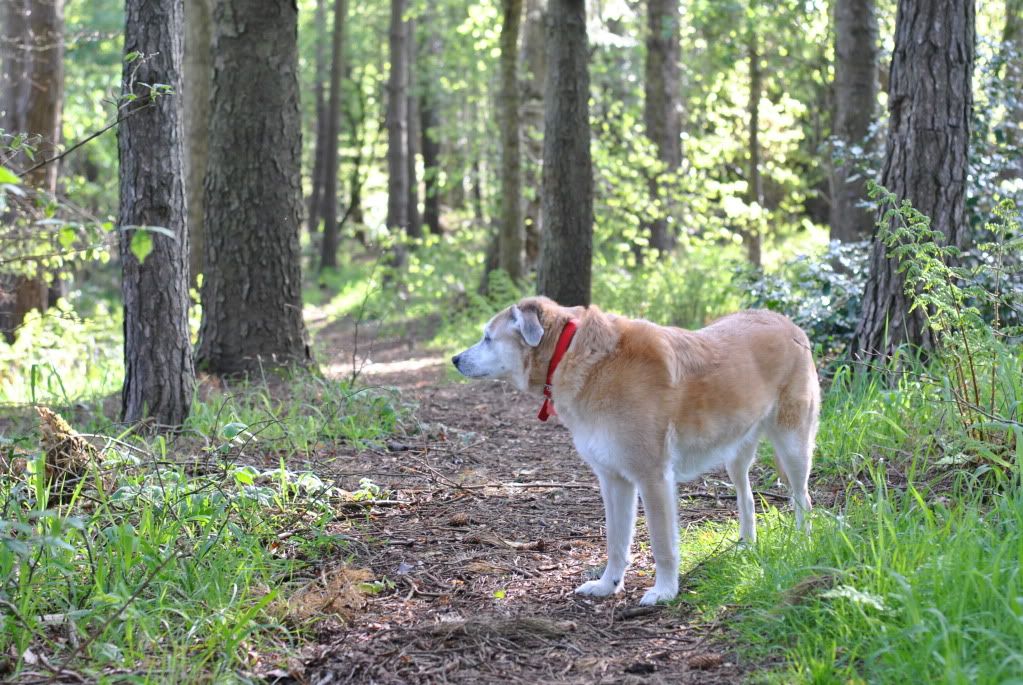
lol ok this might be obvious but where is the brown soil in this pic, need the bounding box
[283,317,756,684]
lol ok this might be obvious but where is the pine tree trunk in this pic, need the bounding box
[386,0,410,268]
[644,0,681,254]
[119,0,194,426]
[0,0,63,341]
[319,0,347,271]
[497,0,524,281]
[184,0,212,284]
[306,0,328,234]
[406,18,422,241]
[745,32,764,268]
[830,0,879,242]
[850,0,974,360]
[198,0,309,375]
[521,0,545,270]
[536,0,592,307]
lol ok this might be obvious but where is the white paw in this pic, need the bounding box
[575,577,622,598]
[639,585,678,606]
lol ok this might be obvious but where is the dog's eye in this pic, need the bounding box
[484,333,492,343]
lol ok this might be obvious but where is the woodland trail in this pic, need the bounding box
[289,317,752,684]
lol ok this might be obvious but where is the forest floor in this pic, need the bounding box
[280,316,756,684]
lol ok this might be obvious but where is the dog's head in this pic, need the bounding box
[452,297,567,391]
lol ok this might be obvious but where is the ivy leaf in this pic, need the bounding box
[130,230,153,263]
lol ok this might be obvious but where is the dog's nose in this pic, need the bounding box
[451,354,461,367]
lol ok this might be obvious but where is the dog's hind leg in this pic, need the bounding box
[726,440,759,544]
[769,428,814,532]
[575,469,637,598]
[636,474,680,605]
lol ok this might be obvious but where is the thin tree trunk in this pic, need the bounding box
[420,89,441,235]
[497,0,524,281]
[1002,0,1022,180]
[850,0,974,360]
[644,0,681,254]
[198,0,309,375]
[830,0,879,242]
[386,0,410,268]
[521,0,545,269]
[745,32,763,268]
[319,0,347,271]
[307,0,328,234]
[119,0,194,425]
[536,0,592,307]
[406,18,422,242]
[184,0,212,284]
[0,0,63,341]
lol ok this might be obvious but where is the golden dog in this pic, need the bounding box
[452,296,819,605]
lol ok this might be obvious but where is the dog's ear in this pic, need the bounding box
[511,305,544,347]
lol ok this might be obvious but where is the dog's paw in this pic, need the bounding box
[639,585,677,606]
[574,577,622,598]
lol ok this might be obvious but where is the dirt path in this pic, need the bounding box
[291,319,749,684]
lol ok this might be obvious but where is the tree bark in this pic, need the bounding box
[536,0,592,307]
[521,0,545,269]
[497,0,524,281]
[119,0,194,425]
[198,0,309,375]
[184,0,212,284]
[830,0,879,242]
[0,0,63,341]
[850,0,974,360]
[406,18,422,241]
[306,0,328,234]
[319,0,348,271]
[745,32,764,268]
[386,0,410,268]
[644,0,681,254]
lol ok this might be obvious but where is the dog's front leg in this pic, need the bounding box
[575,469,636,598]
[637,475,680,605]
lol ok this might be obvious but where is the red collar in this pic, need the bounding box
[538,320,578,422]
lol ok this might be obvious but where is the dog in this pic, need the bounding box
[452,296,820,605]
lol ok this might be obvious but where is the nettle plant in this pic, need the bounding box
[870,180,1023,461]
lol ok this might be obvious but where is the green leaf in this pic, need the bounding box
[0,165,20,184]
[58,226,76,249]
[130,230,153,263]
[221,422,248,439]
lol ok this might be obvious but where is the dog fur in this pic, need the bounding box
[452,296,820,605]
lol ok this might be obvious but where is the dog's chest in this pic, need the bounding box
[561,415,620,471]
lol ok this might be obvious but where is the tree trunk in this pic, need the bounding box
[420,88,442,235]
[521,0,545,270]
[745,32,764,268]
[850,0,974,360]
[406,18,422,242]
[1002,0,1022,180]
[644,0,681,254]
[497,0,524,281]
[119,0,194,426]
[319,0,347,271]
[184,0,212,284]
[830,0,879,242]
[306,0,328,234]
[536,0,592,307]
[386,0,410,268]
[198,0,309,375]
[0,0,63,341]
